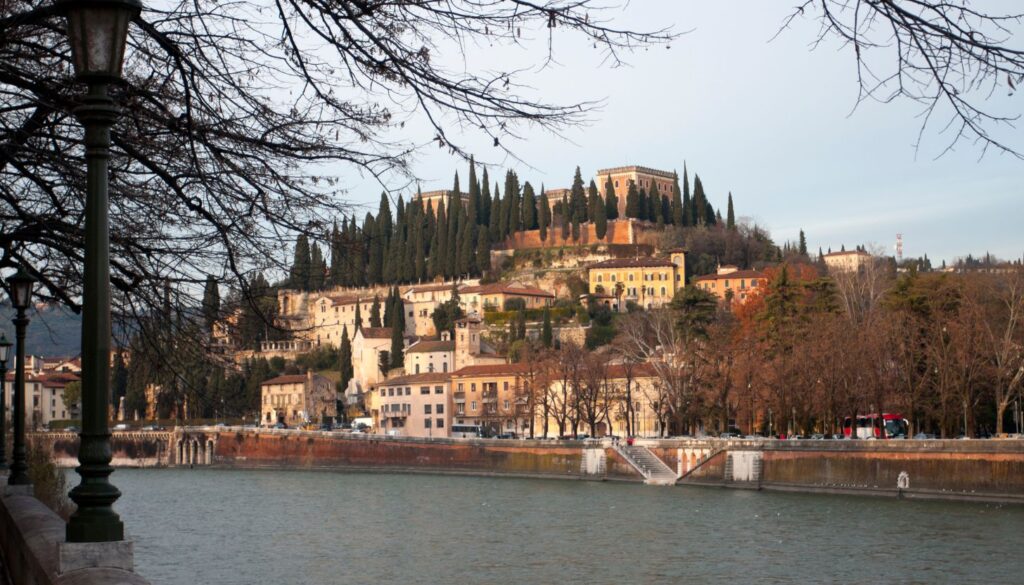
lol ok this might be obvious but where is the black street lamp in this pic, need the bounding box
[60,0,142,544]
[0,332,12,470]
[7,268,35,486]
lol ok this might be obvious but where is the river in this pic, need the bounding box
[109,468,1022,585]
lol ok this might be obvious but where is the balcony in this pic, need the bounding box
[385,408,409,418]
[454,391,466,402]
[481,389,497,402]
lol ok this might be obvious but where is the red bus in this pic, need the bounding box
[842,413,908,439]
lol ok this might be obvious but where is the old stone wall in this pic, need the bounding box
[32,431,173,468]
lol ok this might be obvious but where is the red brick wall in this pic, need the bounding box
[495,219,642,250]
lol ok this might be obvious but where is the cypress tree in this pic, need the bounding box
[571,210,580,241]
[468,158,480,223]
[682,164,693,226]
[636,186,648,221]
[329,221,343,286]
[647,182,661,224]
[594,186,608,240]
[452,170,461,199]
[459,208,475,275]
[624,180,640,219]
[515,310,527,341]
[522,182,537,230]
[499,175,512,238]
[370,295,382,328]
[693,175,707,226]
[290,234,312,290]
[661,195,671,229]
[389,320,405,371]
[569,166,586,225]
[604,175,619,220]
[671,172,684,226]
[560,195,570,240]
[413,203,426,281]
[365,214,383,284]
[480,168,491,226]
[435,204,449,278]
[354,300,363,330]
[799,230,808,256]
[541,306,553,348]
[202,275,220,330]
[727,192,736,230]
[538,186,551,242]
[310,243,327,289]
[446,197,460,277]
[338,326,354,390]
[587,180,601,223]
[489,189,501,242]
[428,203,443,279]
[476,229,491,275]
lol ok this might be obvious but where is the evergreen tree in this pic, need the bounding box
[571,209,581,241]
[290,234,312,290]
[624,180,640,218]
[480,168,491,226]
[587,180,601,223]
[604,175,619,220]
[338,326,353,390]
[434,204,448,278]
[647,182,661,224]
[389,320,405,370]
[682,163,693,226]
[636,186,648,221]
[726,192,736,229]
[413,203,426,281]
[329,221,343,286]
[459,209,475,275]
[499,173,512,238]
[594,185,608,240]
[560,195,570,239]
[201,275,220,330]
[354,300,363,330]
[468,158,480,223]
[452,170,461,198]
[365,214,383,284]
[661,195,671,228]
[515,310,527,341]
[522,182,537,230]
[541,306,553,348]
[369,295,382,328]
[570,167,587,225]
[671,172,684,226]
[799,229,808,256]
[445,197,460,277]
[310,243,326,289]
[489,186,501,241]
[476,229,491,274]
[538,186,551,241]
[693,175,707,226]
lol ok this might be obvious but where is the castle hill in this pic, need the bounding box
[1,2,1022,585]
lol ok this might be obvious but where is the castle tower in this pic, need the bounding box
[454,315,484,371]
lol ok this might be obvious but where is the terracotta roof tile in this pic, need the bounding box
[588,258,677,269]
[406,340,455,353]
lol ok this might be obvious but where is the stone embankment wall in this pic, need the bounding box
[663,438,1024,503]
[32,431,174,467]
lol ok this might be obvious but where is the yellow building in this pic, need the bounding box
[450,363,531,435]
[587,251,686,311]
[377,372,452,438]
[693,265,766,304]
[824,249,872,273]
[538,363,664,438]
[260,371,336,427]
[594,165,677,218]
[459,282,555,312]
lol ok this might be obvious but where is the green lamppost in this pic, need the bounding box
[60,0,141,544]
[7,268,35,486]
[0,332,12,470]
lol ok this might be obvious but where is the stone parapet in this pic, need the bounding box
[0,494,149,585]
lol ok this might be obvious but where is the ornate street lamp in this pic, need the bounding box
[0,332,12,470]
[60,0,142,544]
[7,268,35,486]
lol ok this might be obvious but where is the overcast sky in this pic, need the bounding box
[339,3,1023,265]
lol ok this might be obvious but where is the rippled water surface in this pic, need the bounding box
[109,468,1023,585]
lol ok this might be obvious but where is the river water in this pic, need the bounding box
[109,468,1022,585]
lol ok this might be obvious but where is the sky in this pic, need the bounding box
[337,2,1023,265]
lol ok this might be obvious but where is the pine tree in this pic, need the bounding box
[389,320,404,371]
[727,192,736,230]
[201,275,220,330]
[604,175,619,220]
[799,229,808,256]
[624,180,640,219]
[290,234,312,290]
[538,186,551,242]
[541,306,553,348]
[522,181,537,230]
[338,326,353,390]
[370,295,382,328]
[671,172,684,226]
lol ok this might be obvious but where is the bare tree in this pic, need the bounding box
[979,269,1024,434]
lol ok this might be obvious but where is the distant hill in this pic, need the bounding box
[0,303,82,358]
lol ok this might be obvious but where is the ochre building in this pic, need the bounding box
[587,251,686,311]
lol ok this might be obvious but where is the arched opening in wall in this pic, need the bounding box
[690,452,698,470]
[206,440,214,465]
[191,440,199,465]
[176,440,184,465]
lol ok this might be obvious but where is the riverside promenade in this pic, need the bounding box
[31,427,1024,504]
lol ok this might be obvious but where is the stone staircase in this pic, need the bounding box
[615,444,678,485]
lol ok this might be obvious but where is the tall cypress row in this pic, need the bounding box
[538,186,551,242]
[671,173,684,226]
[522,181,537,230]
[587,179,600,223]
[625,180,640,219]
[604,175,619,220]
[682,163,693,226]
[480,169,491,227]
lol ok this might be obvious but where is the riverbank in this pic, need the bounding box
[31,428,1024,504]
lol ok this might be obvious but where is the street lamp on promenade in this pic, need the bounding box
[7,268,35,486]
[0,333,12,470]
[60,0,142,544]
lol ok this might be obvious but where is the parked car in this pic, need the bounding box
[113,423,129,431]
[272,422,287,429]
[913,432,937,439]
[719,432,743,440]
[809,433,826,440]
